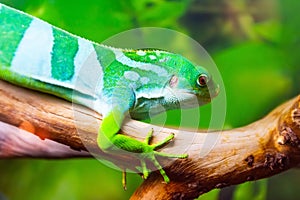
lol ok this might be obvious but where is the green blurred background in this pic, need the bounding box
[0,0,299,199]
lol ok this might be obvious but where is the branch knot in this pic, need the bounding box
[278,125,300,147]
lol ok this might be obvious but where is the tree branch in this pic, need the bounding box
[0,80,299,199]
[131,96,300,199]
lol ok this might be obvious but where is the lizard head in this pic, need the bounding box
[122,49,219,118]
[162,53,219,109]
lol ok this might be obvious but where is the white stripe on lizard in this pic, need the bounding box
[11,18,54,79]
[72,38,104,98]
[124,71,140,81]
[113,50,168,77]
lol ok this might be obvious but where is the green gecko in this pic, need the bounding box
[0,3,219,186]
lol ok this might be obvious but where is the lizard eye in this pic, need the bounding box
[197,74,209,87]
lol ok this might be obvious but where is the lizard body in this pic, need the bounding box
[0,3,219,185]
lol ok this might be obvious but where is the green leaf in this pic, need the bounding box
[197,189,220,200]
[233,180,267,200]
[254,20,281,43]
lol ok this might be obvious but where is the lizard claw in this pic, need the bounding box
[122,169,127,190]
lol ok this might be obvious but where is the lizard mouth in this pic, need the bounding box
[209,84,220,98]
[184,84,219,106]
[184,83,219,100]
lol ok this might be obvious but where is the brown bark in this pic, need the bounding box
[0,80,299,199]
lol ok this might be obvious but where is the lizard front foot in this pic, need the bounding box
[137,128,188,183]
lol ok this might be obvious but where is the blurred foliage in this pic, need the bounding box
[233,180,267,200]
[0,0,299,199]
[0,159,142,200]
[199,189,220,200]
